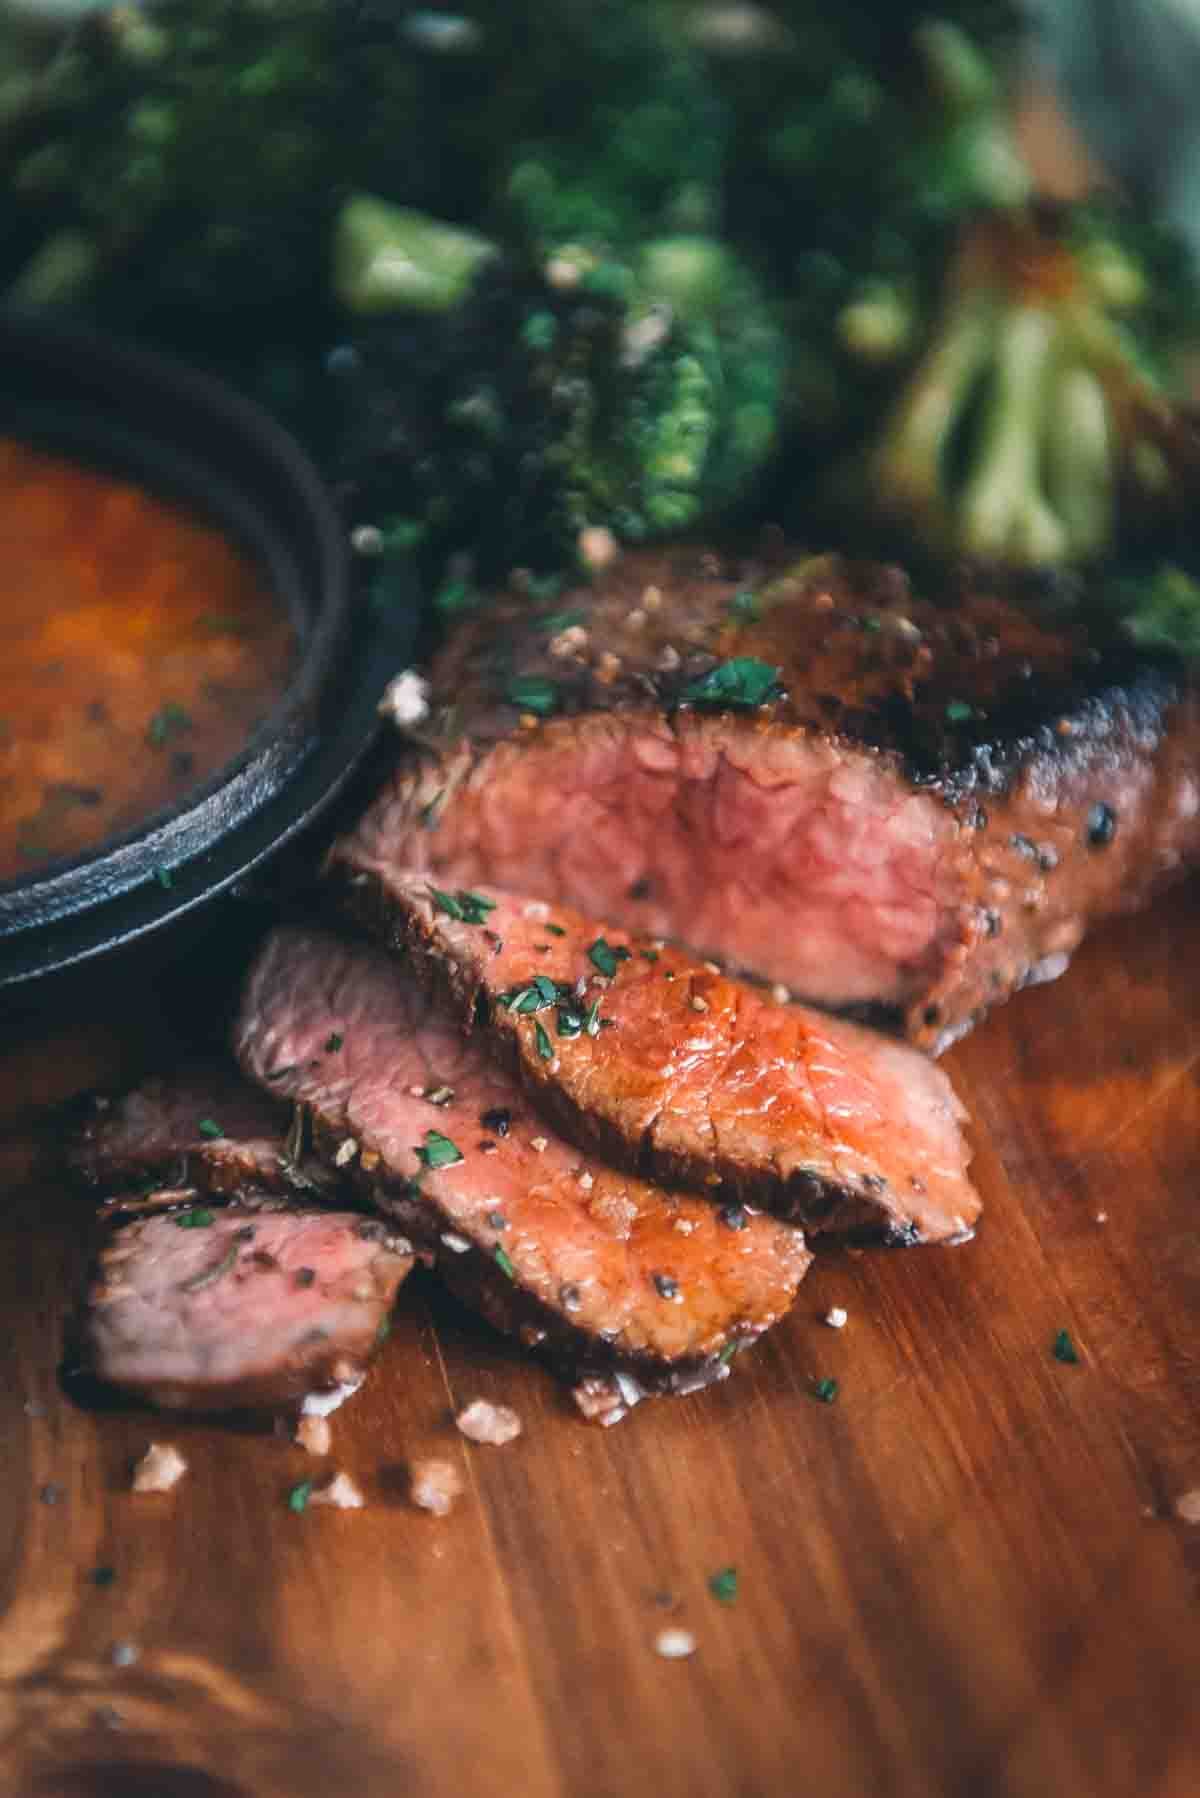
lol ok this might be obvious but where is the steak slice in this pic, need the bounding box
[86,1205,413,1412]
[70,1062,294,1197]
[234,926,811,1409]
[338,873,979,1246]
[332,548,1200,1051]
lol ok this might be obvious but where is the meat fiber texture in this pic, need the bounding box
[86,1205,413,1412]
[339,873,979,1247]
[331,548,1200,1051]
[234,926,811,1406]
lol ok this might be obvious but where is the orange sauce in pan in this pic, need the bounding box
[0,438,294,883]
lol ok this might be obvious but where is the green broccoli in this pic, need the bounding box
[327,198,787,590]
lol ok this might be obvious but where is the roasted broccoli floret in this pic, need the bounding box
[327,198,787,590]
[0,0,494,322]
[839,203,1200,569]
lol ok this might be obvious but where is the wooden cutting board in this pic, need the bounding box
[2,878,1200,1798]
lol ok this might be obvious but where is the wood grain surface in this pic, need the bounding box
[2,878,1199,1798]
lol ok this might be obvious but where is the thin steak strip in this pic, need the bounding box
[333,548,1200,1050]
[339,874,979,1245]
[234,926,811,1413]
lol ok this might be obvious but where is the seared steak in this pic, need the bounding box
[332,549,1200,1050]
[235,927,811,1410]
[71,1062,293,1197]
[87,1204,412,1412]
[338,874,979,1245]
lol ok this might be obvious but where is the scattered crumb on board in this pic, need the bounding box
[410,1458,464,1516]
[456,1399,523,1446]
[132,1442,187,1493]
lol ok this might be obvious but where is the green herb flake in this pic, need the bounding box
[174,1207,214,1230]
[153,865,173,890]
[90,1564,116,1587]
[812,1377,839,1405]
[534,1020,554,1061]
[729,588,760,621]
[862,614,883,633]
[375,1316,392,1346]
[197,1118,224,1140]
[708,1566,738,1604]
[945,699,975,724]
[419,791,444,830]
[1052,1329,1080,1365]
[146,701,193,747]
[588,938,629,978]
[428,885,465,921]
[680,657,781,712]
[494,1245,516,1281]
[287,1480,314,1514]
[178,1239,239,1294]
[324,1033,343,1053]
[417,1130,464,1170]
[545,923,567,937]
[430,885,497,926]
[641,948,660,963]
[541,609,585,635]
[717,1340,739,1365]
[584,999,602,1037]
[506,674,559,717]
[557,1007,583,1039]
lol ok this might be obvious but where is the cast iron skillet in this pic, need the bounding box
[0,308,418,994]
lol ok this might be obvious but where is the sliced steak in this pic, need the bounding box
[332,548,1200,1050]
[235,927,811,1405]
[86,1205,413,1412]
[70,1062,293,1197]
[339,874,979,1245]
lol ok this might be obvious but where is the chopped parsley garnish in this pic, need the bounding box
[173,1207,214,1229]
[729,588,760,621]
[641,948,660,963]
[584,999,602,1037]
[417,1130,464,1169]
[324,1033,343,1053]
[506,673,559,716]
[494,1245,516,1280]
[812,1377,839,1405]
[534,1021,554,1061]
[588,938,630,978]
[197,1118,224,1140]
[680,657,781,711]
[146,702,193,747]
[287,1480,314,1514]
[717,1340,739,1365]
[945,699,975,724]
[708,1566,738,1605]
[862,614,883,633]
[375,1316,392,1345]
[545,923,566,937]
[419,791,444,830]
[90,1564,116,1587]
[429,886,497,926]
[501,974,562,1014]
[1052,1329,1080,1365]
[541,608,585,634]
[557,1007,584,1038]
[153,865,173,890]
[178,1240,238,1294]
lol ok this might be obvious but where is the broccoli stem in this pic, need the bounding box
[333,194,497,316]
[1042,362,1114,562]
[959,304,1068,566]
[873,283,997,541]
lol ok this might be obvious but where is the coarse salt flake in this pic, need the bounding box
[456,1399,522,1446]
[132,1442,188,1493]
[655,1627,697,1660]
[309,1471,365,1510]
[825,1307,848,1330]
[334,1137,359,1167]
[378,668,431,730]
[410,1457,464,1517]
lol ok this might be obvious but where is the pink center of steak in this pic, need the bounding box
[236,928,810,1367]
[89,1208,411,1402]
[341,714,966,1009]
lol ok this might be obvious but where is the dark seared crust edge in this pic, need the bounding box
[334,865,939,1247]
[300,1113,785,1396]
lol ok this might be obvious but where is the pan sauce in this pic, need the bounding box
[0,437,294,883]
